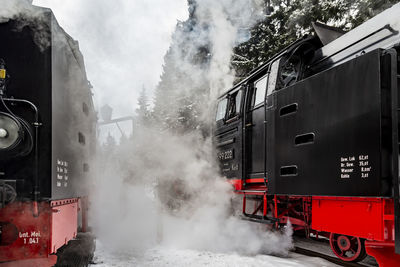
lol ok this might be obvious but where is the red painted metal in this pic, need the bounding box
[309,196,399,263]
[329,233,365,262]
[0,198,80,264]
[50,198,79,253]
[365,241,400,267]
[312,197,387,241]
[274,195,278,228]
[229,178,267,191]
[232,180,400,264]
[0,202,51,263]
[245,178,265,183]
[279,216,307,227]
[0,255,57,267]
[229,179,242,190]
[263,194,267,216]
[237,193,394,240]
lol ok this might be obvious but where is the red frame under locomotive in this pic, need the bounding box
[232,178,400,265]
[0,198,89,267]
[215,3,400,266]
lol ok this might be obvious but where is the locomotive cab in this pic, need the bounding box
[215,35,321,190]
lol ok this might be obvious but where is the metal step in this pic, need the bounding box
[236,190,267,194]
[240,214,277,224]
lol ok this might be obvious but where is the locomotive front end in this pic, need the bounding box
[0,5,96,267]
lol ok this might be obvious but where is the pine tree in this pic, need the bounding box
[232,0,400,79]
[153,1,211,133]
[136,85,150,126]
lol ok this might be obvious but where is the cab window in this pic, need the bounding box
[235,90,243,114]
[254,75,267,106]
[267,59,280,96]
[216,98,228,121]
[226,90,243,120]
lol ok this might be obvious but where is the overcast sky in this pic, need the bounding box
[33,0,188,119]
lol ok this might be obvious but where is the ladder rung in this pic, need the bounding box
[237,190,266,193]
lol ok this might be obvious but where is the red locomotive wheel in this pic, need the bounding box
[329,233,367,262]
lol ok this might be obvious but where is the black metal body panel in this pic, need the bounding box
[267,50,388,196]
[0,15,52,199]
[248,105,265,176]
[215,118,243,179]
[0,8,95,200]
[50,18,96,199]
[215,86,244,179]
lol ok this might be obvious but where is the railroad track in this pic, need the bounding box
[294,246,370,267]
[292,236,378,267]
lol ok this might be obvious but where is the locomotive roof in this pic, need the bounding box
[219,2,400,100]
[311,2,400,70]
[218,35,319,100]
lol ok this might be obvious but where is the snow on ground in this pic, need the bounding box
[90,241,339,267]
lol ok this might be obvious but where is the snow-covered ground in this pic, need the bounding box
[90,241,339,267]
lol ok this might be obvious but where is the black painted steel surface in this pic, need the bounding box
[268,50,390,196]
[0,8,96,200]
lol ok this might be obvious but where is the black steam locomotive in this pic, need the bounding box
[0,5,96,267]
[215,3,400,265]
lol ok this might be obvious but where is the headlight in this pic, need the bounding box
[0,112,33,159]
[0,112,21,151]
[0,69,5,79]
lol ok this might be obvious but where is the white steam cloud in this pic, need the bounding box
[94,128,293,256]
[89,0,293,259]
[199,0,264,98]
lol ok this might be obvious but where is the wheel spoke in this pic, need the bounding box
[330,234,365,262]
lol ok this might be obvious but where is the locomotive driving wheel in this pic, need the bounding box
[329,233,366,262]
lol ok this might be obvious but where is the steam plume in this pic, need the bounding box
[92,0,293,259]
